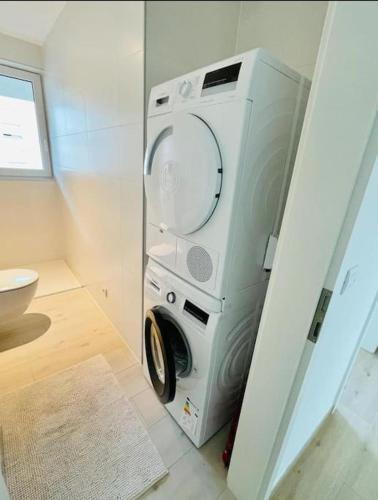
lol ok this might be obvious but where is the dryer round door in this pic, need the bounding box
[145,306,192,404]
[144,113,222,235]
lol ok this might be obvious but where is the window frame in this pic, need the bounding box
[0,64,52,178]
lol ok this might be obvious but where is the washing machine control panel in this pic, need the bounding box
[176,76,199,102]
[178,80,192,98]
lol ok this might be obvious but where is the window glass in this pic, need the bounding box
[0,65,51,178]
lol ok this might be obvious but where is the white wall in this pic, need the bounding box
[0,179,63,268]
[43,1,144,357]
[0,33,63,269]
[146,1,327,97]
[145,1,240,94]
[236,1,328,79]
[0,31,42,68]
[228,2,378,499]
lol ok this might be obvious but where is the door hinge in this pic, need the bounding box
[308,288,332,344]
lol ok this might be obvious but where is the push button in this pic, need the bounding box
[166,292,176,304]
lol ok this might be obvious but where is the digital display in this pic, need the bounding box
[202,62,242,91]
[184,300,209,325]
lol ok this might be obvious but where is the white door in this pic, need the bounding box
[227,2,378,499]
[273,147,378,489]
[144,113,222,235]
[361,295,378,353]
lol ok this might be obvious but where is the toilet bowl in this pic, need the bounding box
[0,269,39,325]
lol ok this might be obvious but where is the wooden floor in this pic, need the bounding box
[0,287,234,500]
[272,348,378,500]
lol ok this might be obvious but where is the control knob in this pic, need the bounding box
[166,292,176,304]
[179,80,192,98]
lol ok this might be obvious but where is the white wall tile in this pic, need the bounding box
[44,1,144,359]
[145,1,240,93]
[117,50,144,126]
[236,1,328,78]
[0,180,64,269]
[149,415,193,468]
[118,123,144,182]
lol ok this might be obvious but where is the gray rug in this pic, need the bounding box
[0,355,167,500]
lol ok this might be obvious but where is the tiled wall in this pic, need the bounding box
[146,0,328,98]
[146,1,328,102]
[145,1,240,95]
[43,1,144,357]
[236,1,329,79]
[0,179,63,269]
[0,34,63,269]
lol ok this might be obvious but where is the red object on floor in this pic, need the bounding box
[222,407,242,468]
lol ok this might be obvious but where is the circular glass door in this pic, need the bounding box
[144,113,222,235]
[145,306,191,404]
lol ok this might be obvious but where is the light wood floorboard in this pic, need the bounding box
[272,349,378,500]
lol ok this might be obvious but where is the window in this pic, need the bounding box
[0,64,51,178]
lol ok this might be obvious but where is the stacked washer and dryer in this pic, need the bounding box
[143,48,309,447]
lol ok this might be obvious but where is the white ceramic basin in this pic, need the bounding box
[0,269,39,325]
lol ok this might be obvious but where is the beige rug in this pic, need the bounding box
[0,355,167,500]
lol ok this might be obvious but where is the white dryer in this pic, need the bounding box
[143,260,266,447]
[144,48,309,305]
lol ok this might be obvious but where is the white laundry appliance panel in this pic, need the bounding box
[145,98,251,296]
[145,48,310,302]
[143,260,267,447]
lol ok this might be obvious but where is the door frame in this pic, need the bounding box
[227,2,378,499]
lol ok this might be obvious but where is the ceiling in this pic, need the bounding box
[0,1,66,45]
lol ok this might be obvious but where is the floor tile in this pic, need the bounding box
[149,414,193,468]
[142,445,227,500]
[115,364,148,398]
[103,346,137,373]
[216,488,236,500]
[194,424,229,480]
[131,387,167,428]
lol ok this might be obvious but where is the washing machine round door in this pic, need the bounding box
[145,306,192,404]
[144,113,222,235]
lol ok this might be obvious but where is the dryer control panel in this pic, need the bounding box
[201,62,242,97]
[148,48,302,117]
[148,52,252,116]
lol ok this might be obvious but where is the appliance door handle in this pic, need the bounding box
[144,126,173,176]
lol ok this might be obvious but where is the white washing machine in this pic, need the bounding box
[143,260,266,447]
[144,48,310,306]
